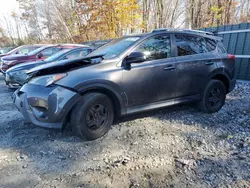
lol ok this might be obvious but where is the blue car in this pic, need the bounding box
[5,46,93,87]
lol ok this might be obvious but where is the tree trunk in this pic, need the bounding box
[217,0,222,26]
[190,0,195,29]
[142,0,149,32]
[170,0,179,27]
[225,0,232,24]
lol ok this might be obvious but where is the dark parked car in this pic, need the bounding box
[0,45,43,58]
[13,29,236,140]
[5,46,93,86]
[1,44,83,73]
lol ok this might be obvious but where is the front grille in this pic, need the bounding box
[0,62,6,72]
[5,73,10,81]
[0,62,3,72]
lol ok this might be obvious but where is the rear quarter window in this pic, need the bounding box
[175,35,206,56]
[205,38,217,52]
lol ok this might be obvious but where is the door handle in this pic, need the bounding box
[164,65,175,71]
[205,61,214,65]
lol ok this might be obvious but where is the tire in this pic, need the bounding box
[70,92,114,140]
[198,79,226,113]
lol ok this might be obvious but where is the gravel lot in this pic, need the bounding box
[0,74,249,188]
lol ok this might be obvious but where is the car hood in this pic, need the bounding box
[7,60,46,73]
[0,53,11,58]
[27,55,105,78]
[2,54,29,61]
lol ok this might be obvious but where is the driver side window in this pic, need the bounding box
[133,35,171,61]
[63,50,82,60]
[40,47,61,58]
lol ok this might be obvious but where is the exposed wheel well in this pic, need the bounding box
[212,74,229,93]
[80,89,122,117]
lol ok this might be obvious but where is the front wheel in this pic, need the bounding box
[198,80,226,113]
[70,92,114,140]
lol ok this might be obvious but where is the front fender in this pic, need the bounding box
[74,79,127,116]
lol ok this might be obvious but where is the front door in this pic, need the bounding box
[122,34,177,108]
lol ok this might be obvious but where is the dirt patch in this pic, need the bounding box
[0,75,249,188]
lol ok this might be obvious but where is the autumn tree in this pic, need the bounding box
[74,0,142,41]
[0,0,248,46]
[238,0,250,22]
[18,0,44,42]
[0,27,10,46]
[185,0,239,29]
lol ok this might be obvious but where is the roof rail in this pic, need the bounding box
[152,28,214,35]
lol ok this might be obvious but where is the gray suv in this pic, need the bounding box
[13,29,236,140]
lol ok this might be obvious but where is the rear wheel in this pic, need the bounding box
[70,92,114,140]
[198,80,226,113]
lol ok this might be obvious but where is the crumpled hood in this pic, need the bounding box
[27,55,104,78]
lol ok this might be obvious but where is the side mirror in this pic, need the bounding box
[15,51,19,54]
[125,52,146,64]
[37,53,43,58]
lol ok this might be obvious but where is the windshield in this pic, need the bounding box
[2,47,14,53]
[45,49,71,61]
[6,46,20,54]
[88,37,141,59]
[27,46,48,55]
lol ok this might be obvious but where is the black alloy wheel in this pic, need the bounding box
[199,79,226,113]
[86,104,108,130]
[71,92,114,140]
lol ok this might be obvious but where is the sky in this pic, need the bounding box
[0,0,19,28]
[0,0,19,16]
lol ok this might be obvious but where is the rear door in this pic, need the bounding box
[174,34,219,98]
[122,34,177,107]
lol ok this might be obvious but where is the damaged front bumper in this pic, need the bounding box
[5,71,27,86]
[13,84,81,129]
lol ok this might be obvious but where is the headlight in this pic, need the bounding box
[3,60,16,65]
[9,70,27,76]
[28,73,67,86]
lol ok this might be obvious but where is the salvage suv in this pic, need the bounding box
[13,29,236,140]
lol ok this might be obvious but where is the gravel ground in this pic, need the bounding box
[0,74,249,188]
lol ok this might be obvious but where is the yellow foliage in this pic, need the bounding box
[210,6,224,13]
[103,0,142,37]
[76,0,142,40]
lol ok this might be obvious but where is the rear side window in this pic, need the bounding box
[205,38,217,52]
[134,35,171,60]
[175,35,206,56]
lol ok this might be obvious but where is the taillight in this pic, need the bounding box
[228,54,236,61]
